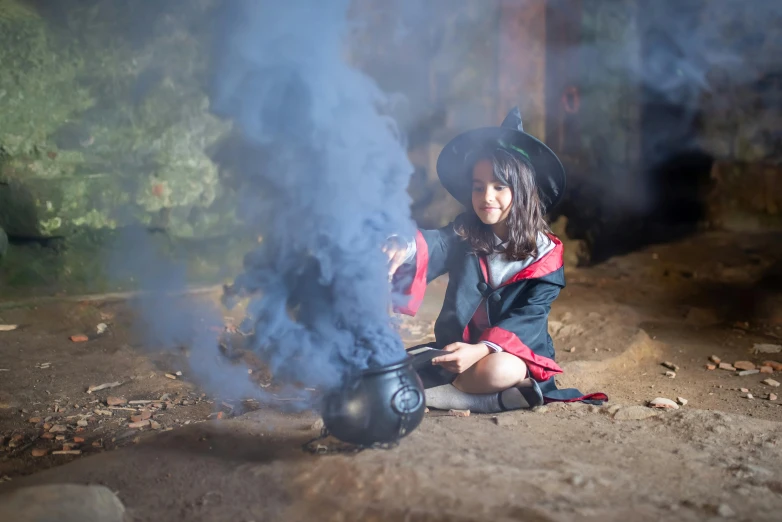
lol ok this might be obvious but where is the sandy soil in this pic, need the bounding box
[1,230,782,521]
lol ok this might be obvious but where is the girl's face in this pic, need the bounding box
[471,159,513,226]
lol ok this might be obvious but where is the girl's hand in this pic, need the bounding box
[431,342,491,374]
[382,236,409,279]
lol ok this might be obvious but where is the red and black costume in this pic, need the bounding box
[393,214,606,404]
[389,105,608,404]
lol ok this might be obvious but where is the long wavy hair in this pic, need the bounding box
[456,149,551,261]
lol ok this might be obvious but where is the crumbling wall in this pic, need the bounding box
[553,0,643,261]
[412,0,503,229]
[697,1,782,231]
[351,0,548,230]
[0,0,234,240]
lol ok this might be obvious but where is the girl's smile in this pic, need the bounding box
[471,159,513,238]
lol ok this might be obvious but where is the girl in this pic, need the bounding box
[387,107,606,412]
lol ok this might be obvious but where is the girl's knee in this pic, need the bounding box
[455,353,527,393]
[484,353,527,388]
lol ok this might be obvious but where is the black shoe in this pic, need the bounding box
[498,378,544,410]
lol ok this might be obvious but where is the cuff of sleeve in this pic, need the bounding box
[403,237,417,263]
[482,341,503,353]
[387,234,418,264]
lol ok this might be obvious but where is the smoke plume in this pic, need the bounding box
[211,0,416,390]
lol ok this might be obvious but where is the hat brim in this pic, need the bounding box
[435,127,566,212]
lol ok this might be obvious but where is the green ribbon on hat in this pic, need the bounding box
[498,139,531,161]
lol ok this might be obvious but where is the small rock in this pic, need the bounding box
[128,420,150,429]
[762,360,782,371]
[649,398,679,409]
[759,366,773,373]
[62,443,79,451]
[0,484,125,522]
[31,448,48,457]
[42,423,52,430]
[665,371,676,378]
[733,361,756,371]
[532,405,549,414]
[613,406,659,420]
[568,474,586,487]
[48,425,67,433]
[175,371,183,376]
[69,334,89,343]
[130,410,152,423]
[676,397,688,406]
[738,369,759,376]
[769,393,778,401]
[746,393,754,399]
[27,417,41,424]
[448,409,470,417]
[753,343,782,354]
[150,420,161,430]
[705,363,716,370]
[106,397,126,406]
[709,355,722,364]
[762,378,780,387]
[164,373,177,380]
[719,362,735,371]
[662,361,680,372]
[76,420,89,427]
[73,437,85,443]
[40,433,54,440]
[310,418,324,431]
[96,323,108,334]
[740,388,749,393]
[717,503,735,518]
[567,347,576,353]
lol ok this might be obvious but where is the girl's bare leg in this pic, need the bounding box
[452,353,528,394]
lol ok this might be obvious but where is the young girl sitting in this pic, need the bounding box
[387,107,606,412]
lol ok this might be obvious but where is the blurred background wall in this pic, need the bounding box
[0,0,780,293]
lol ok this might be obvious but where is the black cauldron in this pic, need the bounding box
[320,356,426,446]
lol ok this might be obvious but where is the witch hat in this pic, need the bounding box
[435,107,566,212]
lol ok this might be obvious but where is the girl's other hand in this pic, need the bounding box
[382,236,409,279]
[431,342,491,373]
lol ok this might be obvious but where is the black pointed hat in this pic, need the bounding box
[435,107,566,212]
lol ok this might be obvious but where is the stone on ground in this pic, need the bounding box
[614,406,659,420]
[0,484,125,522]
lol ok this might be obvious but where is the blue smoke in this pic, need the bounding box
[212,0,416,390]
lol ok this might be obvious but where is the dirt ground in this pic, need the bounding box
[1,230,782,521]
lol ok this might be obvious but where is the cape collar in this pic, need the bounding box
[478,234,564,287]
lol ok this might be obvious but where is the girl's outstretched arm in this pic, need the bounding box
[388,215,465,316]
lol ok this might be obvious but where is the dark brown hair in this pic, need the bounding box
[456,149,551,261]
